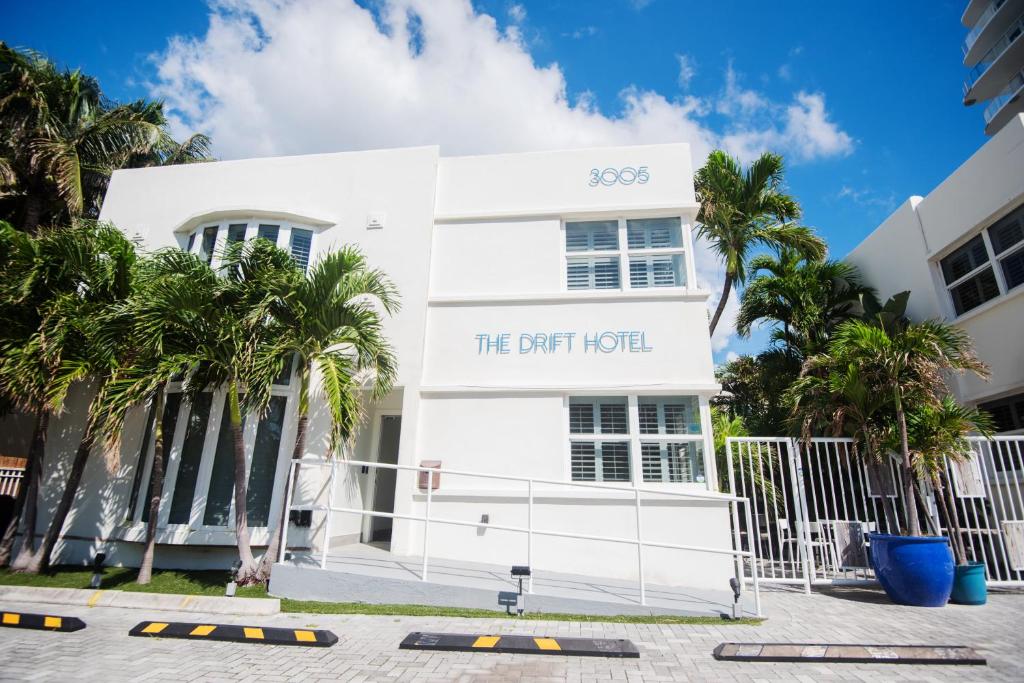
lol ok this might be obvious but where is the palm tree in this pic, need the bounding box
[695,150,824,336]
[736,249,877,358]
[0,43,211,232]
[8,221,137,573]
[98,249,218,583]
[786,358,901,531]
[802,318,989,536]
[251,245,399,583]
[906,397,993,565]
[0,220,86,565]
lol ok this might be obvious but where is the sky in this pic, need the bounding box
[4,0,987,362]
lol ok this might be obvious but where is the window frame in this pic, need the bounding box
[183,217,318,272]
[562,216,692,292]
[564,394,713,488]
[126,369,299,535]
[938,202,1024,318]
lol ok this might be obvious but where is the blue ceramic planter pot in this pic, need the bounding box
[950,561,987,605]
[869,533,954,607]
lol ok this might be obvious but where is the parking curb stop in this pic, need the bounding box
[1,611,86,632]
[400,632,640,658]
[129,621,337,647]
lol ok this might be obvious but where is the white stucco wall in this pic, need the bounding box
[847,114,1024,407]
[17,141,735,591]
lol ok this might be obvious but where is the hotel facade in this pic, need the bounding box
[4,143,736,591]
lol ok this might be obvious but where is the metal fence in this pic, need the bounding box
[726,435,1024,591]
[0,467,24,498]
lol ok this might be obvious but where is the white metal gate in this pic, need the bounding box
[726,435,1024,590]
[944,437,1024,585]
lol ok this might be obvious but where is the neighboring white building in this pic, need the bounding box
[847,114,1024,433]
[4,143,737,590]
[962,0,1024,135]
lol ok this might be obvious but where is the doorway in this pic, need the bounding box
[368,414,402,545]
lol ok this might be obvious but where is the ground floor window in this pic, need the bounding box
[126,382,293,530]
[567,395,706,484]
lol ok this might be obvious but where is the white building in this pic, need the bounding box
[5,143,738,592]
[847,114,1024,433]
[962,0,1024,135]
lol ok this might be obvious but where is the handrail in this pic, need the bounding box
[279,456,761,616]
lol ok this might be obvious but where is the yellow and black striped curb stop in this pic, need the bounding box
[129,621,338,647]
[399,632,640,658]
[1,611,86,632]
[713,642,986,665]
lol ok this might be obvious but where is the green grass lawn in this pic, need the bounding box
[0,566,762,624]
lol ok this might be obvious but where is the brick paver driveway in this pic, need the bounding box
[1,586,1021,681]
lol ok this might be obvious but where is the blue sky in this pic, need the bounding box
[5,0,984,361]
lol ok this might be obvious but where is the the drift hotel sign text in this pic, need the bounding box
[475,331,653,355]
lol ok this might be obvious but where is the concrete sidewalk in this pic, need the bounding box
[1,586,1022,681]
[0,585,279,616]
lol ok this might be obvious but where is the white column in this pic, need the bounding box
[627,395,642,486]
[698,395,716,491]
[682,221,698,292]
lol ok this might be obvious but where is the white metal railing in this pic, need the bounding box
[279,457,761,615]
[727,435,1024,591]
[950,436,1024,585]
[0,468,24,497]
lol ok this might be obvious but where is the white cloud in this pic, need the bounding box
[564,25,599,39]
[835,185,897,213]
[720,91,854,163]
[507,3,526,23]
[725,351,739,363]
[716,64,769,117]
[149,0,854,356]
[777,63,792,81]
[675,53,695,89]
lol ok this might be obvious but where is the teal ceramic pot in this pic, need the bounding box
[950,561,987,605]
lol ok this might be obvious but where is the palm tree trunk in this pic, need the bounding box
[12,409,49,564]
[0,410,47,566]
[894,392,921,536]
[22,191,43,234]
[863,442,899,534]
[18,429,96,573]
[709,271,734,336]
[937,472,968,565]
[138,389,166,584]
[255,367,309,583]
[229,382,257,581]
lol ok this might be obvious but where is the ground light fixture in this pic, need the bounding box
[90,552,106,589]
[729,577,742,619]
[226,560,242,597]
[500,565,530,616]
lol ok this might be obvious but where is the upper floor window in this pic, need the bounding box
[565,217,687,291]
[184,219,316,272]
[939,203,1024,315]
[980,391,1024,434]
